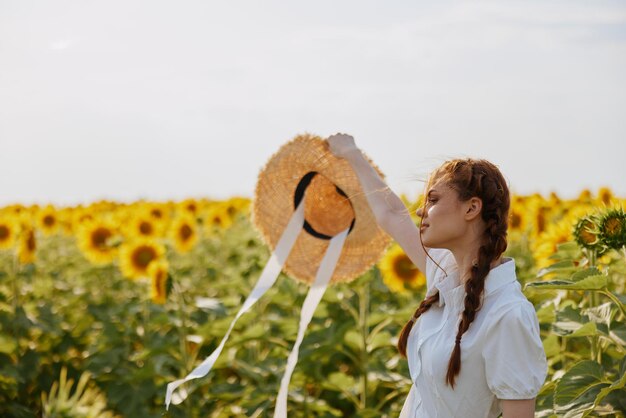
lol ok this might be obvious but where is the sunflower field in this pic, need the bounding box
[0,188,625,417]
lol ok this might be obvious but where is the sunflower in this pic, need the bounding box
[144,203,171,228]
[0,216,17,250]
[119,239,165,280]
[598,207,626,250]
[203,205,232,234]
[58,208,75,236]
[224,197,251,219]
[178,198,200,217]
[125,213,160,239]
[37,205,60,236]
[578,189,592,204]
[169,215,198,253]
[77,220,119,265]
[4,204,27,217]
[378,244,426,293]
[531,216,575,270]
[530,204,551,237]
[228,196,251,214]
[72,207,94,228]
[508,203,528,234]
[596,187,615,206]
[573,215,601,250]
[148,260,169,304]
[17,225,37,265]
[548,192,561,207]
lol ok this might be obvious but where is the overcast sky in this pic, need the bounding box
[1,0,625,207]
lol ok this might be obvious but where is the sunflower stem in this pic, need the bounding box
[173,280,190,373]
[590,290,601,363]
[358,274,370,409]
[173,279,194,416]
[12,252,20,358]
[303,378,310,418]
[143,297,150,351]
[588,249,600,363]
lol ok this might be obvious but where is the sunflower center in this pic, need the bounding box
[91,228,112,249]
[392,255,417,281]
[0,225,9,241]
[510,212,522,229]
[179,224,193,241]
[579,220,597,245]
[605,218,622,236]
[139,221,153,235]
[132,246,157,269]
[536,209,547,234]
[600,191,612,205]
[156,273,166,297]
[210,215,223,226]
[26,230,36,252]
[301,173,355,238]
[151,209,163,219]
[43,215,56,227]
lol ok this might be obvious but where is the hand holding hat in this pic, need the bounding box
[327,132,360,159]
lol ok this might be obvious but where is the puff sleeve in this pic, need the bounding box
[482,301,548,400]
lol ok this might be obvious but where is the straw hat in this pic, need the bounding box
[252,133,392,285]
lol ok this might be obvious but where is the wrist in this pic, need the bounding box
[342,147,363,161]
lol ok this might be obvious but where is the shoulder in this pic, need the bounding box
[488,300,539,333]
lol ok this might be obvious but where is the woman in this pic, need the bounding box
[327,133,547,418]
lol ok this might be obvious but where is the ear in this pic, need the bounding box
[464,197,482,221]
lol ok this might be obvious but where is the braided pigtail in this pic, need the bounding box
[397,292,440,358]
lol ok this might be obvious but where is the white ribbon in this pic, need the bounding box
[165,195,349,416]
[274,227,348,417]
[165,199,305,409]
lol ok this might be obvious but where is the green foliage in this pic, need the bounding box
[42,367,119,418]
[526,208,626,417]
[0,215,420,417]
[1,207,625,417]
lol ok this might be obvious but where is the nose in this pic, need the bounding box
[415,207,424,218]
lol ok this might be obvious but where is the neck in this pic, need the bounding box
[449,249,502,284]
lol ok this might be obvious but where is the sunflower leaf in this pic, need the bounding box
[563,321,597,338]
[582,359,626,418]
[554,360,609,413]
[526,275,608,291]
[537,260,577,278]
[570,267,601,282]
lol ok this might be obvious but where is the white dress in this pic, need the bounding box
[399,248,548,418]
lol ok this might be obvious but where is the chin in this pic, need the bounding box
[421,237,447,249]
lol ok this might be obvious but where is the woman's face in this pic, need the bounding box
[416,180,471,249]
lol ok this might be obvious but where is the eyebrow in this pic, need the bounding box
[427,189,439,196]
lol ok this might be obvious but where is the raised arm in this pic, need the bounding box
[327,133,427,274]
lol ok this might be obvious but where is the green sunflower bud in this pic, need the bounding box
[573,215,601,250]
[598,207,626,250]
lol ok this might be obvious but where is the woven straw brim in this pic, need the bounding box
[251,133,392,285]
